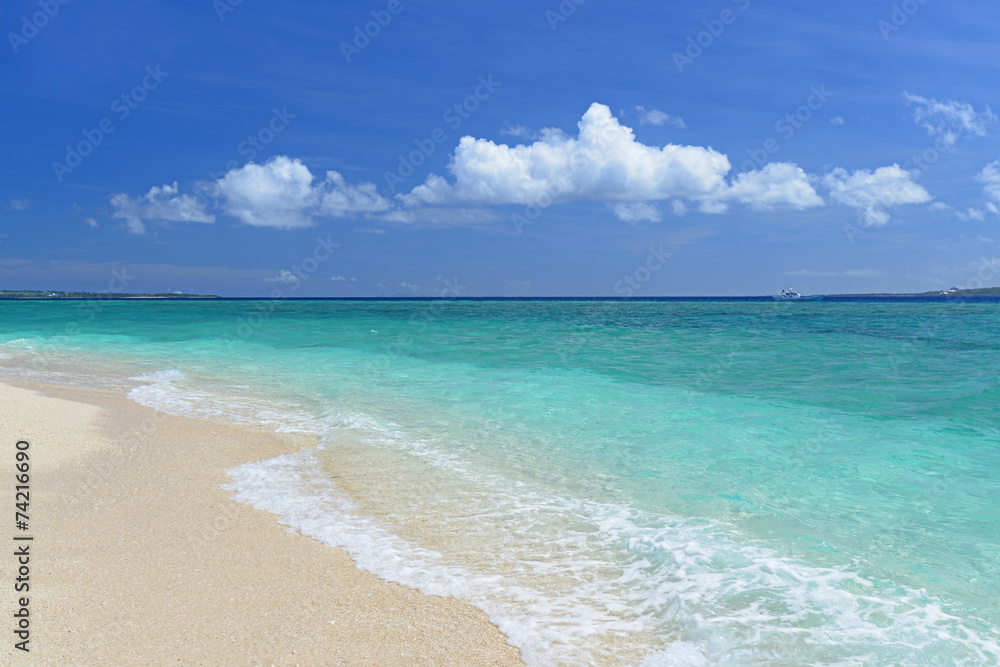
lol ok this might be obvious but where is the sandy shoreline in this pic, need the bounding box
[0,378,521,665]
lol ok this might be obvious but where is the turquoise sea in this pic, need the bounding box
[1,300,999,665]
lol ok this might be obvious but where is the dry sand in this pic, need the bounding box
[0,378,522,666]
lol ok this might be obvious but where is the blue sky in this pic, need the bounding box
[2,0,999,296]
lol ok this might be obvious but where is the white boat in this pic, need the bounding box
[772,288,824,301]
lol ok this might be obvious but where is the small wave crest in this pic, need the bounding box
[130,368,187,383]
[122,371,1000,665]
[1,338,32,351]
[126,378,323,435]
[225,445,1000,666]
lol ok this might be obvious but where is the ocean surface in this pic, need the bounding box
[1,299,998,665]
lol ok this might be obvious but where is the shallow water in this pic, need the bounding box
[2,300,998,664]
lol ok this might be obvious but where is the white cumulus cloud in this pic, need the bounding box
[726,163,824,211]
[400,103,820,222]
[212,156,390,229]
[213,158,315,228]
[110,182,215,234]
[610,202,661,223]
[903,92,997,147]
[401,104,731,209]
[634,106,686,128]
[822,165,932,227]
[265,270,298,283]
[318,171,391,218]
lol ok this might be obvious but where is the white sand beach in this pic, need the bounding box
[0,378,521,665]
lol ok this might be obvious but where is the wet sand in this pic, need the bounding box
[0,378,522,665]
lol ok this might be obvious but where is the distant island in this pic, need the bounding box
[826,286,1000,298]
[0,290,219,299]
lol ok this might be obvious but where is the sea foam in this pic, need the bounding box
[224,440,1000,666]
[125,367,1000,665]
[130,368,188,382]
